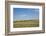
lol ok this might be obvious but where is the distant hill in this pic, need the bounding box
[13,19,39,22]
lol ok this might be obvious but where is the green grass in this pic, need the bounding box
[13,20,39,28]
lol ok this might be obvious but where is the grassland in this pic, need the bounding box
[13,20,39,28]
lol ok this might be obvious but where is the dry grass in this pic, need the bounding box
[13,20,39,28]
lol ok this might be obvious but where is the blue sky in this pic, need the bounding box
[13,8,39,21]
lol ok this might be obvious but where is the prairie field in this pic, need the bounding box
[13,20,39,28]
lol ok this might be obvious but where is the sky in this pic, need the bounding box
[13,8,39,21]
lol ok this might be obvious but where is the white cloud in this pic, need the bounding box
[20,14,27,17]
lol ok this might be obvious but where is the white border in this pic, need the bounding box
[10,5,42,32]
